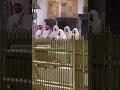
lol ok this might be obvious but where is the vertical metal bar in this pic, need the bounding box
[72,39,75,90]
[83,37,85,67]
[108,26,111,90]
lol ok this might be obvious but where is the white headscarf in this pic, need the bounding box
[89,10,101,34]
[64,26,72,40]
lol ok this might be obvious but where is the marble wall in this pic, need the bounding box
[78,0,84,14]
[35,0,48,26]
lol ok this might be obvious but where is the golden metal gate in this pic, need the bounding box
[32,37,88,90]
[89,25,120,89]
[0,30,32,89]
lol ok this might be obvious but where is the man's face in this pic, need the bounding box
[72,29,76,34]
[65,28,68,32]
[58,31,60,36]
[90,13,94,21]
[46,27,49,30]
[14,4,22,14]
[39,25,42,30]
[54,28,57,31]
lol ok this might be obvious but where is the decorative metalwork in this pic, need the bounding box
[0,29,32,89]
[32,37,88,90]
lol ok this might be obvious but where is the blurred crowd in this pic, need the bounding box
[7,0,32,30]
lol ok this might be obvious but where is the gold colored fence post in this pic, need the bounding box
[32,37,88,90]
[72,39,75,90]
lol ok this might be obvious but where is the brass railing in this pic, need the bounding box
[32,37,88,90]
